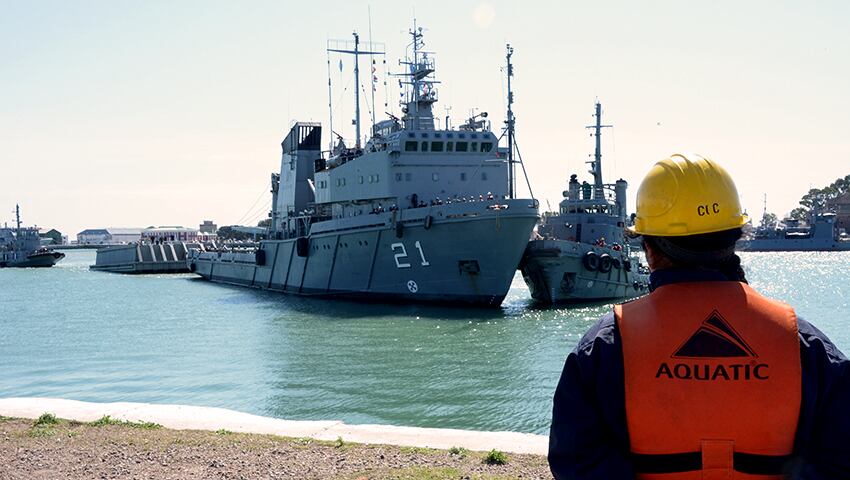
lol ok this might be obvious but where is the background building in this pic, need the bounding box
[199,220,217,234]
[77,228,142,245]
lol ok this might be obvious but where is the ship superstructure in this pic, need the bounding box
[520,103,648,303]
[0,205,64,268]
[740,203,850,251]
[188,26,539,306]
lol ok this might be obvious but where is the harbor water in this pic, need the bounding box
[1,250,848,435]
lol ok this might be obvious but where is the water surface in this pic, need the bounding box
[1,250,847,434]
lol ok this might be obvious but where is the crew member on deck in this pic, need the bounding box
[548,154,850,479]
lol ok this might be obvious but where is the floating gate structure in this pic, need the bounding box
[90,242,203,274]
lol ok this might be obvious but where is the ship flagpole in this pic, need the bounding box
[368,7,377,136]
[505,44,515,199]
[326,42,334,151]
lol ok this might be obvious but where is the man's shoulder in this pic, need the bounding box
[797,317,848,363]
[576,311,619,353]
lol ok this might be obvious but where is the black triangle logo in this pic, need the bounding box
[672,310,757,358]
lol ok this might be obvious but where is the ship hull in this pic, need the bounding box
[189,203,538,307]
[520,240,649,304]
[738,239,850,252]
[0,250,65,268]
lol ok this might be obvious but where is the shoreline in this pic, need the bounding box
[0,397,548,456]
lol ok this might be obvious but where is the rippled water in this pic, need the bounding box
[1,250,848,434]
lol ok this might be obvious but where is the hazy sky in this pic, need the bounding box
[2,0,848,235]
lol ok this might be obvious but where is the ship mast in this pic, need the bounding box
[15,204,21,235]
[505,44,515,199]
[586,102,612,200]
[327,32,384,149]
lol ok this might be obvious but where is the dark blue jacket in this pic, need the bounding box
[549,268,850,479]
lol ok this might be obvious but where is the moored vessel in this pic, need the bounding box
[739,206,850,252]
[188,25,539,306]
[520,103,649,303]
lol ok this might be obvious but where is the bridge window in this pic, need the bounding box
[460,172,467,181]
[395,173,402,181]
[358,176,364,184]
[421,141,429,152]
[481,142,493,152]
[456,142,468,152]
[431,141,444,152]
[405,141,418,152]
[471,143,478,152]
[446,142,454,152]
[481,172,488,181]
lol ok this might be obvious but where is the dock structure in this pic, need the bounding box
[90,242,202,274]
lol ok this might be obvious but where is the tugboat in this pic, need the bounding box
[520,103,649,303]
[187,25,539,306]
[0,205,65,268]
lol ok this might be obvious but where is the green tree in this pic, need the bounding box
[760,212,778,226]
[216,226,251,241]
[792,174,850,219]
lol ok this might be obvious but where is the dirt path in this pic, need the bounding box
[0,416,552,479]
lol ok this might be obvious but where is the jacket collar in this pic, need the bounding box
[649,267,732,292]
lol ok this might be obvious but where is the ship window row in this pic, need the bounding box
[403,141,493,153]
[392,171,489,182]
[406,132,482,139]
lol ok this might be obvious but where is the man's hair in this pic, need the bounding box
[642,228,747,282]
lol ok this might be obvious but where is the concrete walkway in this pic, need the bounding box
[0,398,548,455]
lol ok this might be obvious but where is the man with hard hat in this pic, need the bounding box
[548,154,850,479]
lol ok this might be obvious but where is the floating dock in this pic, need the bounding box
[90,242,202,274]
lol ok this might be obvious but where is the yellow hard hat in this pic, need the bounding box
[627,154,747,237]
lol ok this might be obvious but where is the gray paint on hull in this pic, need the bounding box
[190,214,537,306]
[520,240,649,303]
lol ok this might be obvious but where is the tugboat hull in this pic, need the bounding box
[520,240,649,304]
[0,250,65,268]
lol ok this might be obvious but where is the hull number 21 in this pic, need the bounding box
[391,241,430,268]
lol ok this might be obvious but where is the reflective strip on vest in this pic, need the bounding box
[615,281,801,479]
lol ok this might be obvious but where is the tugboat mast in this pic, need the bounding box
[586,102,612,200]
[505,44,515,199]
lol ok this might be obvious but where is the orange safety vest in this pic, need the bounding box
[615,281,801,479]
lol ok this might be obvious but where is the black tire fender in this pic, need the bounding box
[583,251,599,271]
[599,254,613,273]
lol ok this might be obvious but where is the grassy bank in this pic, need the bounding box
[0,415,550,479]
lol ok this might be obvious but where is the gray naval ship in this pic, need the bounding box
[0,205,65,268]
[520,103,649,303]
[188,27,539,306]
[739,205,850,251]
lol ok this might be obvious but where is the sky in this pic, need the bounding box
[2,0,848,236]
